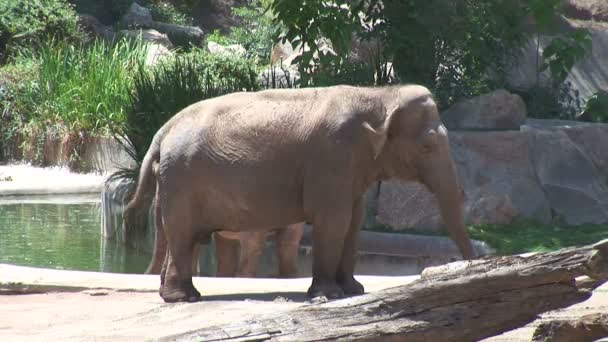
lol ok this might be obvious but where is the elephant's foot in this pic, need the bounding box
[159,280,201,303]
[307,278,344,299]
[338,275,364,295]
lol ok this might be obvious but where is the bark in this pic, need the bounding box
[532,313,608,342]
[163,239,608,342]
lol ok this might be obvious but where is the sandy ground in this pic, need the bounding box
[1,264,607,342]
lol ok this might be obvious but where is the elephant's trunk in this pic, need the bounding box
[422,152,475,259]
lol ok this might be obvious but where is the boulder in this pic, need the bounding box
[377,131,551,231]
[78,14,117,41]
[121,29,173,49]
[144,43,172,66]
[207,41,246,57]
[523,122,608,225]
[121,2,153,27]
[440,89,527,130]
[562,0,608,22]
[270,42,294,65]
[376,181,442,231]
[258,64,300,89]
[147,21,204,48]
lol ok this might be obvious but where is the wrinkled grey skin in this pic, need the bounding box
[126,84,474,303]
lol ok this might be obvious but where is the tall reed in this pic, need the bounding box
[24,38,149,133]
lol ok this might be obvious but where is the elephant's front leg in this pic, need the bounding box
[337,198,365,295]
[308,208,353,299]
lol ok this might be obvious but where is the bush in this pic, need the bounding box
[0,0,83,63]
[582,91,608,123]
[146,1,193,26]
[205,0,278,63]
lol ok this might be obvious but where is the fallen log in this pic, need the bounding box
[164,240,608,342]
[532,313,608,342]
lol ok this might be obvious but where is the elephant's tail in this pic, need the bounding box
[126,137,161,213]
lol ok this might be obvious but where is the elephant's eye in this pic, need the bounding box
[422,144,433,153]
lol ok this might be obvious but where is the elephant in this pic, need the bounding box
[145,222,305,278]
[126,84,475,303]
[143,159,306,278]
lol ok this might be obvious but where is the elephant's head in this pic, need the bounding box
[364,85,475,259]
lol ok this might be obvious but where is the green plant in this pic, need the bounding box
[20,37,149,133]
[581,91,608,123]
[229,1,277,61]
[466,220,608,255]
[0,0,83,63]
[206,29,232,46]
[143,0,193,26]
[541,29,592,84]
[270,0,363,87]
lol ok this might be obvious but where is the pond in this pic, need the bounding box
[0,194,426,277]
[0,195,151,274]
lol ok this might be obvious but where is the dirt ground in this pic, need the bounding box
[1,264,607,342]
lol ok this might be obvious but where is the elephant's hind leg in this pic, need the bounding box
[275,223,305,278]
[214,232,240,277]
[158,193,202,303]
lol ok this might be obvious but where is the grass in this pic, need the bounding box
[467,220,608,255]
[20,38,150,133]
[367,220,608,255]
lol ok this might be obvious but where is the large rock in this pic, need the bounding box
[523,121,608,225]
[451,131,551,225]
[441,89,527,130]
[258,65,300,89]
[563,0,608,22]
[270,42,294,65]
[121,2,153,27]
[207,41,246,57]
[78,14,117,41]
[147,21,204,48]
[121,29,173,49]
[377,131,551,231]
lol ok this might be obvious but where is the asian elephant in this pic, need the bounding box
[127,84,474,303]
[145,222,305,278]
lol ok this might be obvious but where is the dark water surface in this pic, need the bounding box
[0,195,421,277]
[0,196,150,274]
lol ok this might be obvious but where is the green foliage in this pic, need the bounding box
[229,1,277,61]
[270,0,363,87]
[109,49,259,182]
[205,1,278,63]
[0,0,83,63]
[270,0,529,103]
[541,29,592,84]
[16,38,149,133]
[142,0,193,26]
[582,91,608,123]
[206,29,232,46]
[375,0,530,107]
[467,221,608,255]
[369,220,608,255]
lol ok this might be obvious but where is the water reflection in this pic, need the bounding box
[0,198,151,274]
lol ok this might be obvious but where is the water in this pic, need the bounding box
[0,195,423,277]
[0,195,151,274]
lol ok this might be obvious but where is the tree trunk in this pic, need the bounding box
[532,313,608,342]
[162,239,608,342]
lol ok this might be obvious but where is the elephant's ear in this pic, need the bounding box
[362,104,398,159]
